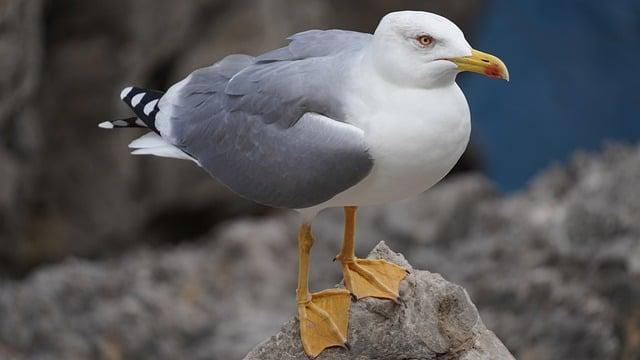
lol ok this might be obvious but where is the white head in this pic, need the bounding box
[371,11,509,88]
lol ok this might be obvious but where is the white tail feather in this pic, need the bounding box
[128,132,200,166]
[128,132,168,148]
[98,121,114,129]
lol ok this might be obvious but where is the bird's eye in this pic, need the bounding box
[416,35,434,47]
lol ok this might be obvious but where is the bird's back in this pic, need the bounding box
[106,30,375,209]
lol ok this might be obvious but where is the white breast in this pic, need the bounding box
[311,78,471,211]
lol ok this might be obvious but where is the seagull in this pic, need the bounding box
[100,11,508,357]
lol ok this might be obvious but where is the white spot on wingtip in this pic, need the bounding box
[143,99,159,115]
[98,121,114,129]
[120,86,133,100]
[135,118,146,126]
[131,93,145,107]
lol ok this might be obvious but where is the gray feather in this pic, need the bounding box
[158,30,374,209]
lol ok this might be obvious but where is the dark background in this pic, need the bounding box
[463,0,640,191]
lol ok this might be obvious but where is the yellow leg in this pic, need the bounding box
[296,223,351,358]
[336,206,408,301]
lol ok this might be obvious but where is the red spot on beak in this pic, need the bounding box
[484,64,503,79]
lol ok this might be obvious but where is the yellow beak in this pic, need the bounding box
[448,49,509,81]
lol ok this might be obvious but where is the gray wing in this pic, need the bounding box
[156,30,374,209]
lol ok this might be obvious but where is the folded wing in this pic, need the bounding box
[155,30,374,209]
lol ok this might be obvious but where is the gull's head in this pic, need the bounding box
[372,11,509,88]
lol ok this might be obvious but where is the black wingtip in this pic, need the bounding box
[119,86,163,133]
[98,116,144,130]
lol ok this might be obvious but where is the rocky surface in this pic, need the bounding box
[0,227,512,360]
[0,144,639,359]
[0,0,483,276]
[0,218,298,360]
[244,243,514,360]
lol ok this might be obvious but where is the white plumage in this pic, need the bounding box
[120,86,133,100]
[131,93,145,107]
[128,132,200,165]
[143,99,159,115]
[300,62,471,218]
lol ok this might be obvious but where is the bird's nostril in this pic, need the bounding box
[481,59,490,63]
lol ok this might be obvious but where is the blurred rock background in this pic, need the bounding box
[1,0,639,359]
